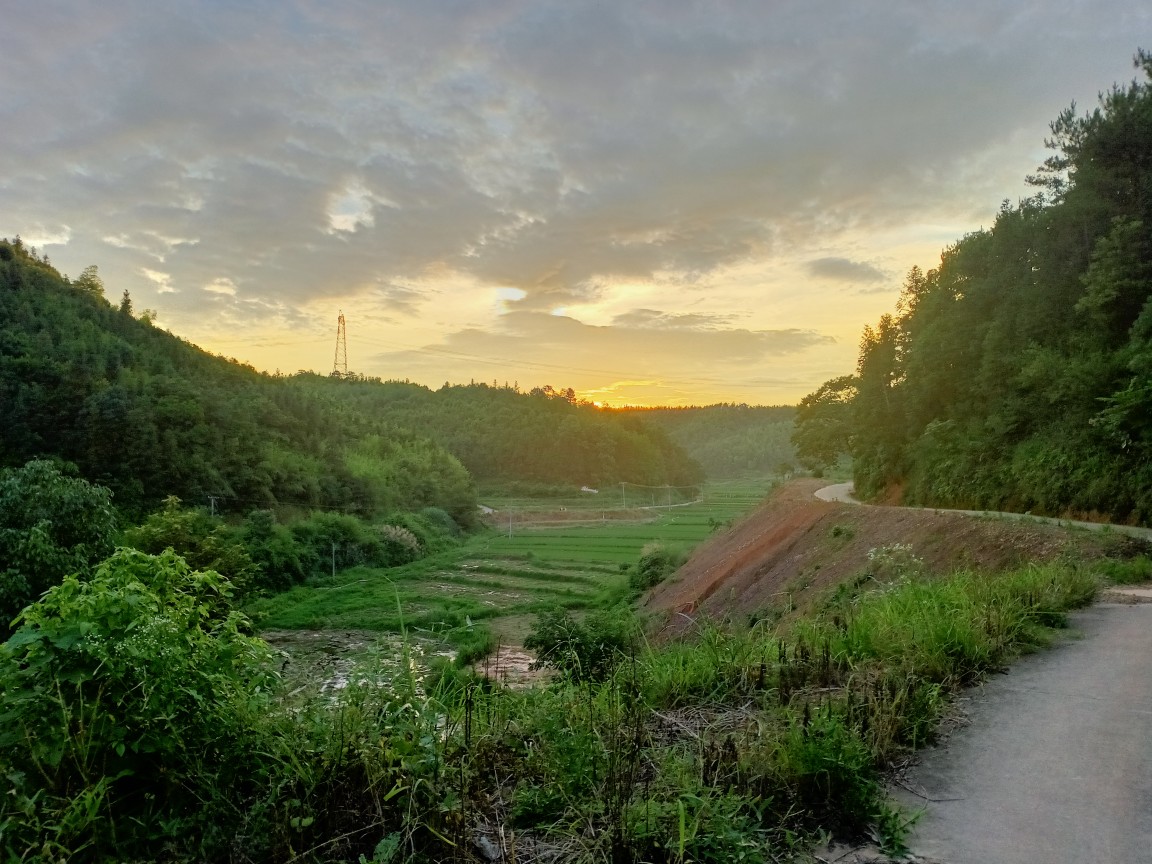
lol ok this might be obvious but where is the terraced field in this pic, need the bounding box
[250,553,620,634]
[477,479,773,562]
[250,479,775,650]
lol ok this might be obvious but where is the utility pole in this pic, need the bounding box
[508,511,513,539]
[621,483,627,509]
[331,542,337,578]
[207,495,218,517]
[332,311,348,376]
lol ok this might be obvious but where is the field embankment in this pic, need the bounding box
[646,479,1149,631]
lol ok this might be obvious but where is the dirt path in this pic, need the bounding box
[892,602,1152,864]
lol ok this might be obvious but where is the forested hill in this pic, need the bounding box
[0,239,477,522]
[794,52,1152,523]
[0,239,701,517]
[613,404,796,479]
[284,378,705,489]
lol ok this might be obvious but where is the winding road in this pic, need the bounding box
[814,483,1152,863]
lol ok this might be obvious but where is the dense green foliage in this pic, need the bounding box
[0,237,476,522]
[123,496,261,594]
[523,606,640,681]
[289,377,705,488]
[0,549,442,863]
[0,549,276,860]
[0,461,116,633]
[119,498,455,598]
[1,539,1106,861]
[796,53,1152,521]
[618,404,797,479]
[628,540,689,593]
[0,238,702,523]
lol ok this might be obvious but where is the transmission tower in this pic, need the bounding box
[332,311,348,376]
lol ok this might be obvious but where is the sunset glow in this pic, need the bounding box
[2,2,1145,404]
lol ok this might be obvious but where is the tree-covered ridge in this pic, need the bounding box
[0,239,701,519]
[795,51,1152,522]
[0,239,474,521]
[615,404,797,479]
[287,376,705,489]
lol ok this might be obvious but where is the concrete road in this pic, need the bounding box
[813,482,1152,541]
[813,481,857,503]
[892,603,1152,864]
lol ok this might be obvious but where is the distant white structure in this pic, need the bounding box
[581,486,599,494]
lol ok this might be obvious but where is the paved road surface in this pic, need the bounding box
[892,603,1152,863]
[813,482,1152,863]
[814,482,1152,541]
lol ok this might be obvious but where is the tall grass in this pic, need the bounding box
[3,554,1105,861]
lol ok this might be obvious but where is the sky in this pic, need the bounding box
[2,1,1148,406]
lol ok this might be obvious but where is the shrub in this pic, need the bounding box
[290,512,391,573]
[0,460,116,632]
[629,541,688,592]
[0,549,275,860]
[123,496,260,595]
[419,506,463,538]
[377,523,422,563]
[0,548,448,862]
[241,508,307,591]
[383,508,463,555]
[524,607,640,682]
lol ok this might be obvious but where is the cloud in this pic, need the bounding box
[326,180,377,234]
[203,277,238,296]
[806,257,889,284]
[5,1,1144,312]
[0,1,1148,401]
[140,267,175,293]
[610,309,742,330]
[369,310,832,388]
[20,225,72,248]
[371,282,429,317]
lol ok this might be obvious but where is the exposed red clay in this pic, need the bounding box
[644,478,1146,635]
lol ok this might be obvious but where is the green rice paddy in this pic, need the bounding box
[250,479,774,647]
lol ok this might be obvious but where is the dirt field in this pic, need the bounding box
[644,478,1148,634]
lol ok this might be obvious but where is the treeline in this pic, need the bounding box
[286,377,705,488]
[0,240,701,522]
[0,238,476,523]
[0,460,465,630]
[617,404,797,479]
[795,51,1152,522]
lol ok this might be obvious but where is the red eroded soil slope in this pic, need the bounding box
[644,479,1144,633]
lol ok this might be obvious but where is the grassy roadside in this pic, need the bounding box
[231,479,1152,859]
[7,539,1147,861]
[276,557,1134,862]
[402,558,1114,861]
